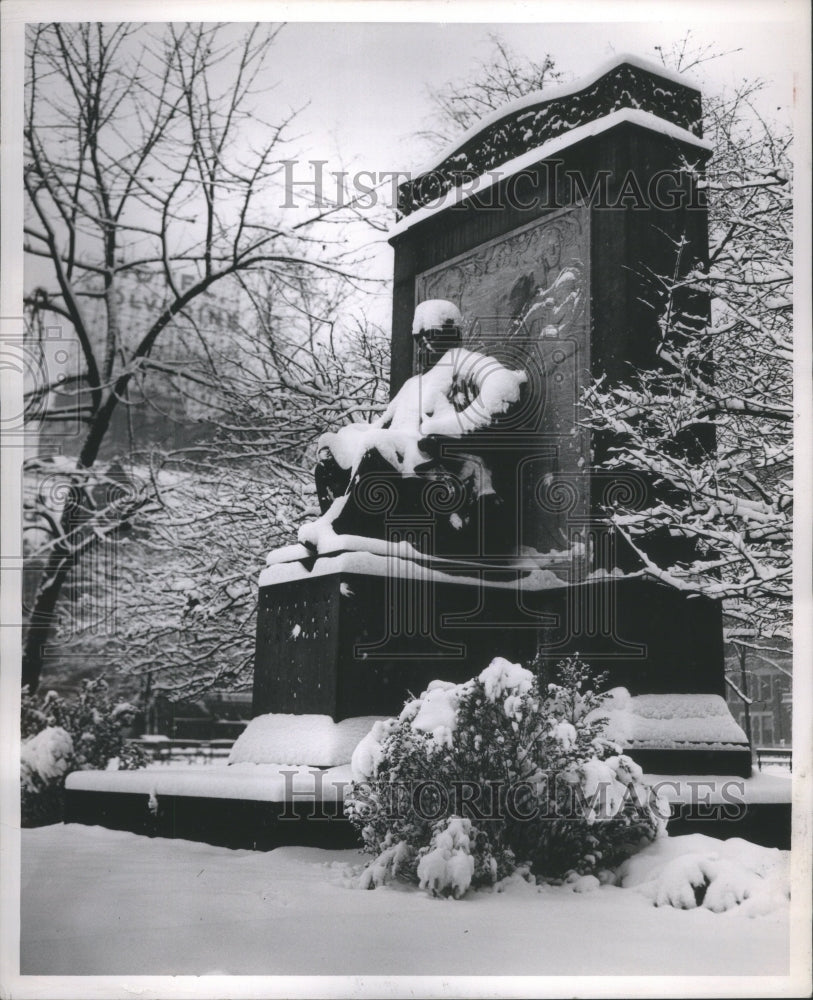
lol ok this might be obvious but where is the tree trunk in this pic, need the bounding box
[22,401,116,692]
[21,554,74,693]
[21,482,89,693]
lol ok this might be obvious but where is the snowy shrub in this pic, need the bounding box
[19,726,76,827]
[346,656,667,896]
[20,678,147,826]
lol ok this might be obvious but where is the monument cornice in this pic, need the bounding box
[396,56,706,223]
[390,108,711,240]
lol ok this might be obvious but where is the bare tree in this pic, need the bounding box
[24,289,390,701]
[22,21,368,691]
[415,34,562,152]
[582,48,792,639]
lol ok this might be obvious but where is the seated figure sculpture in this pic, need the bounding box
[300,301,527,561]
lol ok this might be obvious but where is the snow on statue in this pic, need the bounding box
[302,301,527,557]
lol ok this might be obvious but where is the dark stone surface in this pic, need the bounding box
[64,789,359,851]
[665,802,791,850]
[628,748,752,779]
[64,788,790,851]
[252,572,727,719]
[388,124,711,569]
[253,570,531,720]
[390,123,710,395]
[250,72,742,792]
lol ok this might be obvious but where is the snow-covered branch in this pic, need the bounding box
[582,64,792,640]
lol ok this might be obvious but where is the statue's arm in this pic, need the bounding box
[420,350,527,436]
[371,398,395,429]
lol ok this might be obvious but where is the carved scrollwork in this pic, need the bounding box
[351,472,401,515]
[535,475,581,514]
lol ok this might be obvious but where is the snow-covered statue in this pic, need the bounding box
[300,301,527,559]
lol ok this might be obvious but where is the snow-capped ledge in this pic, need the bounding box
[645,770,791,805]
[258,549,569,591]
[413,54,703,178]
[64,763,791,806]
[66,763,354,802]
[391,108,712,239]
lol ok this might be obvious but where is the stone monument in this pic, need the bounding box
[253,57,751,778]
[68,57,793,851]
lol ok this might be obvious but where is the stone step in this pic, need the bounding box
[63,766,791,851]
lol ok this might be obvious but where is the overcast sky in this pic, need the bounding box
[9,2,803,181]
[5,1,808,320]
[257,10,803,309]
[270,17,799,181]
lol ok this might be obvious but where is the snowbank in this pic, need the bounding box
[616,832,790,916]
[19,823,791,976]
[229,714,383,767]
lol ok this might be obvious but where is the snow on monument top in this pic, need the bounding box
[395,56,706,223]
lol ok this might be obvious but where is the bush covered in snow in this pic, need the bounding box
[19,726,76,828]
[346,656,667,896]
[21,678,147,826]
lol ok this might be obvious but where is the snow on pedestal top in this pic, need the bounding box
[587,689,749,748]
[228,713,385,767]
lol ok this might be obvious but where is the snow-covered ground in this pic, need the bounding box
[20,823,790,979]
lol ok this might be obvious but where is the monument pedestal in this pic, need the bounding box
[252,556,751,777]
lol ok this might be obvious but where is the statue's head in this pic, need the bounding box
[412,300,463,366]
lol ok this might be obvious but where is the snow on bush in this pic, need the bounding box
[615,832,790,915]
[20,726,74,791]
[346,656,667,896]
[21,678,147,826]
[417,817,477,899]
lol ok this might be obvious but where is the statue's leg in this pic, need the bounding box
[315,451,351,513]
[331,448,403,540]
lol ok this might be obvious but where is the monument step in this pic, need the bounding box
[63,766,790,851]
